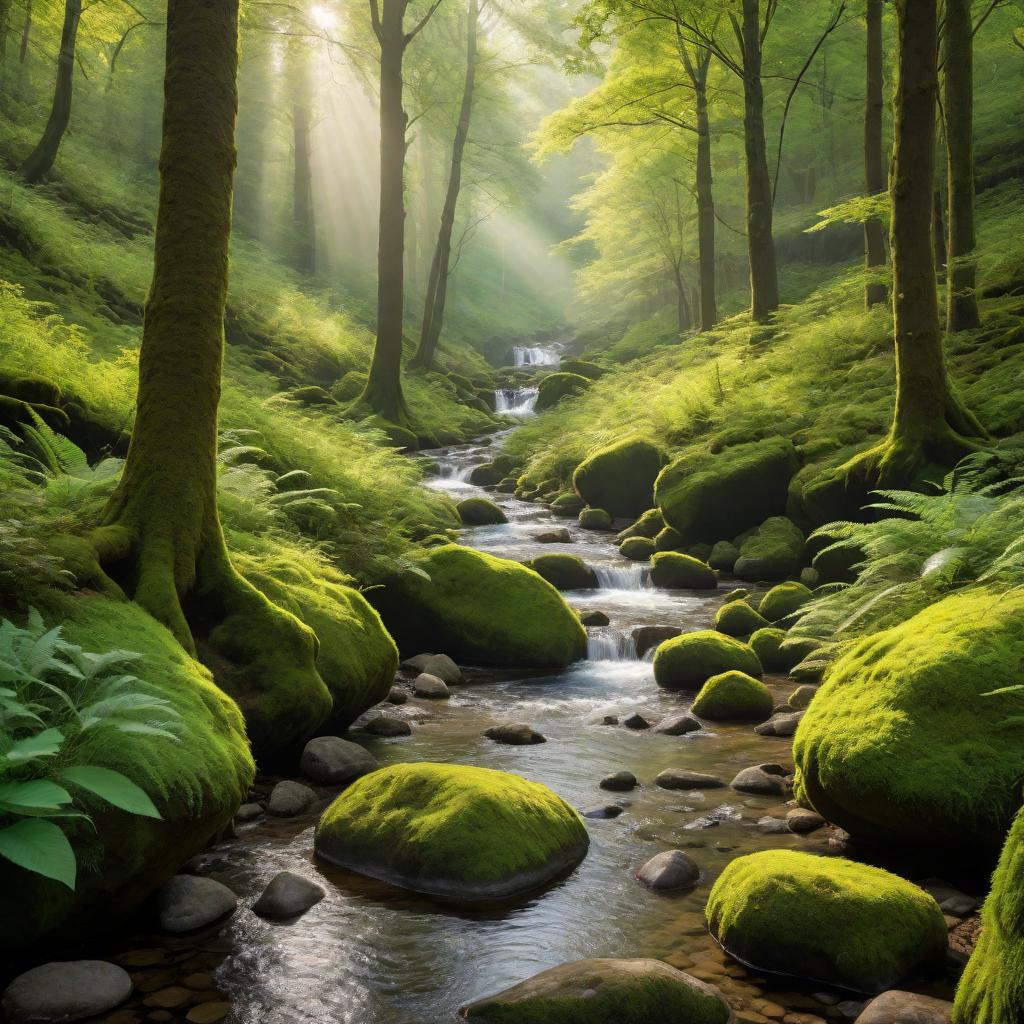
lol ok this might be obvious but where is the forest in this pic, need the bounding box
[0,0,1022,1021]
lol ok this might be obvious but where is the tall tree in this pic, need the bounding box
[21,0,81,183]
[943,0,981,330]
[411,0,481,370]
[863,0,888,308]
[290,37,316,274]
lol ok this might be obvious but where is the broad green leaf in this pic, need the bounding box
[61,766,162,819]
[0,819,76,888]
[0,778,73,812]
[4,727,65,764]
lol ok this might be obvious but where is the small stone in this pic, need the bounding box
[413,673,451,699]
[652,713,702,736]
[623,712,650,730]
[731,763,790,796]
[754,712,804,737]
[158,876,237,933]
[581,802,624,819]
[636,850,700,890]
[580,610,610,626]
[234,802,262,822]
[656,769,725,790]
[789,685,818,710]
[268,780,318,817]
[387,686,408,705]
[181,974,214,991]
[600,715,619,726]
[401,653,463,684]
[536,528,572,544]
[142,987,190,1010]
[300,736,378,785]
[252,871,326,920]
[918,878,979,917]
[787,808,826,834]
[600,771,638,792]
[757,815,791,834]
[2,961,133,1024]
[854,990,953,1023]
[484,723,546,745]
[185,1003,232,1024]
[362,715,412,737]
[632,624,683,656]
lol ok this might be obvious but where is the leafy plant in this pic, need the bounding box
[0,611,179,889]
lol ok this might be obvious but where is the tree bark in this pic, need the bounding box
[933,187,947,282]
[740,0,779,322]
[684,44,717,332]
[292,65,315,274]
[673,264,691,333]
[20,0,81,183]
[411,0,479,370]
[943,0,981,331]
[19,0,31,64]
[864,0,888,308]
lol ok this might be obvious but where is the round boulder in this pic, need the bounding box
[413,673,451,699]
[158,875,237,933]
[619,536,656,561]
[579,507,613,531]
[524,553,598,591]
[457,497,508,526]
[715,600,770,638]
[759,581,814,622]
[649,552,717,590]
[573,436,665,518]
[600,771,638,792]
[856,991,952,1023]
[300,736,378,786]
[484,724,546,746]
[749,627,789,672]
[252,871,326,920]
[362,715,412,737]
[636,850,700,891]
[2,961,132,1024]
[733,517,806,581]
[692,671,773,722]
[400,652,464,684]
[653,631,762,691]
[656,769,725,791]
[268,780,318,817]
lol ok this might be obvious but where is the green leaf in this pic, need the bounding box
[60,766,162,819]
[4,727,65,764]
[0,778,73,812]
[0,818,76,888]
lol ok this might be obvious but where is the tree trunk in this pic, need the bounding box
[360,0,412,425]
[20,0,81,183]
[693,52,717,331]
[932,187,947,281]
[0,0,11,60]
[673,264,691,334]
[864,0,888,308]
[292,87,315,274]
[943,0,980,331]
[19,0,31,64]
[411,0,479,370]
[234,38,271,240]
[740,0,779,322]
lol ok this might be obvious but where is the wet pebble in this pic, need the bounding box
[656,769,725,791]
[267,780,318,817]
[581,802,625,819]
[157,877,237,934]
[362,715,412,737]
[484,723,546,745]
[2,961,132,1024]
[600,771,638,792]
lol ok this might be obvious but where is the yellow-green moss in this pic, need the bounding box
[759,581,813,621]
[649,552,717,590]
[715,600,770,637]
[653,630,762,691]
[535,372,590,412]
[733,517,806,581]
[572,435,664,518]
[457,496,508,526]
[524,553,597,591]
[692,671,773,721]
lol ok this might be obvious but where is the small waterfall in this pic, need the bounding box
[593,564,650,591]
[437,460,473,482]
[513,345,560,368]
[587,628,639,662]
[494,388,539,417]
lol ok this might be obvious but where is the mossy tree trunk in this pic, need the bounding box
[943,0,981,332]
[863,0,888,308]
[21,0,80,183]
[410,0,479,371]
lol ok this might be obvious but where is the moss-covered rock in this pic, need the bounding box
[715,600,770,637]
[524,553,598,591]
[0,594,254,953]
[749,627,789,672]
[653,631,762,691]
[551,492,586,516]
[655,438,798,544]
[331,370,368,403]
[655,526,684,551]
[733,518,805,581]
[758,581,813,621]
[370,544,587,669]
[620,536,656,561]
[692,671,773,721]
[649,552,717,590]
[457,497,508,526]
[469,463,505,486]
[358,414,419,452]
[708,541,740,572]
[617,508,664,542]
[572,436,665,518]
[793,589,1024,852]
[314,763,588,902]
[460,958,733,1023]
[706,851,947,993]
[559,358,607,380]
[953,805,1024,1024]
[579,507,613,531]
[535,372,591,412]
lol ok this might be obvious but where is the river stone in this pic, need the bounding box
[268,780,318,817]
[789,684,818,709]
[855,990,953,1023]
[656,769,725,791]
[300,736,378,785]
[387,685,408,705]
[652,713,702,736]
[484,723,546,746]
[636,850,700,891]
[787,807,827,834]
[623,712,651,730]
[460,958,733,1022]
[758,815,792,834]
[918,879,979,916]
[755,711,805,737]
[731,764,790,797]
[632,624,683,656]
[252,871,326,920]
[535,528,572,543]
[582,802,625,819]
[157,876,237,933]
[401,653,463,685]
[413,673,451,699]
[362,715,412,737]
[600,771,638,792]
[2,961,133,1024]
[580,610,610,626]
[235,802,263,822]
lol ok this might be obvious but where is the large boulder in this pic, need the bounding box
[300,736,378,785]
[2,962,133,1024]
[653,631,762,691]
[733,517,806,581]
[706,851,947,994]
[649,552,717,590]
[714,600,769,637]
[369,544,587,669]
[314,763,588,902]
[572,436,665,518]
[758,581,814,621]
[691,671,773,722]
[655,437,798,545]
[524,553,598,591]
[793,589,1024,853]
[457,497,508,526]
[157,875,237,932]
[460,958,733,1023]
[535,372,591,411]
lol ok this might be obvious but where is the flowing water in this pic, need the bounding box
[512,344,561,367]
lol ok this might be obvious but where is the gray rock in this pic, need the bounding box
[622,713,650,730]
[632,624,683,657]
[652,713,702,736]
[300,736,378,785]
[600,715,619,726]
[731,763,790,796]
[252,871,326,920]
[484,723,546,746]
[581,802,625,819]
[362,715,412,737]
[789,684,818,710]
[158,875,237,933]
[387,685,408,705]
[235,802,263,822]
[402,653,463,685]
[754,711,805,737]
[580,610,610,626]
[413,673,451,699]
[2,961,132,1024]
[787,807,827,834]
[656,769,725,791]
[757,815,792,834]
[636,850,700,891]
[600,771,638,792]
[800,567,820,590]
[918,879,979,917]
[268,780,319,817]
[535,528,572,543]
[854,990,952,1023]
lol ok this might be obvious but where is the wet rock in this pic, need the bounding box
[413,673,451,699]
[623,712,651,730]
[252,871,326,920]
[185,1004,232,1024]
[268,780,318,817]
[2,961,133,1024]
[632,624,682,656]
[755,711,805,737]
[142,987,191,1009]
[838,1002,867,1021]
[652,712,702,736]
[600,714,619,726]
[854,990,953,1023]
[600,771,638,792]
[157,876,237,933]
[789,684,818,710]
[918,879,979,916]
[787,808,826,834]
[580,610,610,626]
[535,528,572,543]
[387,685,408,705]
[656,769,725,791]
[400,653,463,685]
[484,723,546,746]
[731,763,790,797]
[757,815,792,834]
[362,715,412,737]
[300,736,378,785]
[636,850,700,891]
[581,803,625,819]
[235,802,263,822]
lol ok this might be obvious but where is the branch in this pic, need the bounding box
[369,0,382,42]
[406,0,445,44]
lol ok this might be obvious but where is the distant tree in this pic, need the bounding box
[863,0,888,308]
[288,33,316,274]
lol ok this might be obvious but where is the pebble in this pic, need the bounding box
[580,610,610,626]
[731,764,790,796]
[656,769,725,790]
[234,802,263,822]
[142,987,190,1010]
[854,990,953,1023]
[623,712,651,730]
[652,713,702,736]
[267,780,318,817]
[185,1003,232,1024]
[413,673,451,699]
[483,723,546,745]
[754,712,804,737]
[387,686,408,705]
[2,961,132,1024]
[401,653,463,685]
[787,808,826,834]
[252,871,326,920]
[757,815,791,834]
[157,876,237,934]
[362,715,412,737]
[600,715,619,726]
[581,802,625,819]
[600,771,638,791]
[300,736,378,785]
[635,849,700,890]
[536,528,572,543]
